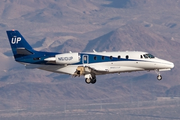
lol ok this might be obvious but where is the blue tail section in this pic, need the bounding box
[6,30,35,60]
[6,30,59,64]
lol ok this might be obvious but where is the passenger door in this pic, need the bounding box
[83,55,89,64]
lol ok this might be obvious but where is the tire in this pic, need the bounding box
[85,78,91,84]
[157,75,162,81]
[91,79,96,84]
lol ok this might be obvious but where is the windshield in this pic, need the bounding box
[143,54,155,59]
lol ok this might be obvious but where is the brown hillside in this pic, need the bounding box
[84,24,180,60]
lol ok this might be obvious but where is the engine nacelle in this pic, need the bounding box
[55,53,80,64]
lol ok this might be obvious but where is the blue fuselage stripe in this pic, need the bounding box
[16,52,152,65]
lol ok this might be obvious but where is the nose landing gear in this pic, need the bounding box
[157,74,162,81]
[155,70,162,81]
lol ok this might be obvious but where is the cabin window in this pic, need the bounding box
[102,56,105,60]
[140,55,143,59]
[110,56,113,60]
[118,56,121,59]
[33,57,41,60]
[126,55,129,59]
[94,56,97,60]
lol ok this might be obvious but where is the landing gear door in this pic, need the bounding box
[83,55,89,64]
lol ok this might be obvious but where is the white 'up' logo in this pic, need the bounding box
[11,37,21,44]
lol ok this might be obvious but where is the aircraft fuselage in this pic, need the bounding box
[6,30,174,84]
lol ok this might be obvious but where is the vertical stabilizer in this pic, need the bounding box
[6,30,34,59]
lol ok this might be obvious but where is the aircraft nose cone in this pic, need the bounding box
[169,62,174,69]
[159,59,174,69]
[165,61,174,69]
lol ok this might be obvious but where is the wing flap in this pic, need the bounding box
[87,66,109,72]
[24,64,42,69]
[73,66,109,77]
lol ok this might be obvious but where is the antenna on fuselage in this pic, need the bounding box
[93,49,97,53]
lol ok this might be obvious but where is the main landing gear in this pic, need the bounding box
[73,66,97,84]
[85,78,96,84]
[85,74,96,84]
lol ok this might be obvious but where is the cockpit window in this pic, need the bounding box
[143,54,155,59]
[143,54,148,58]
[147,54,155,58]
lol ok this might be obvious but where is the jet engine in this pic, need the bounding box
[55,53,80,64]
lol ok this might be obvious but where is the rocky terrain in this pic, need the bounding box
[0,0,180,119]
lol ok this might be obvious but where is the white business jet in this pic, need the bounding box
[7,30,174,84]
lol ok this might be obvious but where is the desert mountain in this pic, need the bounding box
[48,39,87,53]
[0,0,180,119]
[104,0,146,8]
[84,23,180,85]
[166,85,180,97]
[105,0,180,9]
[84,24,180,60]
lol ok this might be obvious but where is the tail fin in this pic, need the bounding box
[6,30,34,59]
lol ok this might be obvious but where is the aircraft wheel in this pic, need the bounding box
[157,75,162,81]
[85,78,91,84]
[91,79,96,84]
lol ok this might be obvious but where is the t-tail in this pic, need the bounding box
[6,30,35,61]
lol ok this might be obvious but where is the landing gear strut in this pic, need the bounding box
[155,70,162,81]
[85,74,96,84]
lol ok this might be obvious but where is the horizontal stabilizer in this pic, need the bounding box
[17,48,33,55]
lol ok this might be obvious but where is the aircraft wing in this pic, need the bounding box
[24,64,42,69]
[73,65,109,77]
[86,66,109,73]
